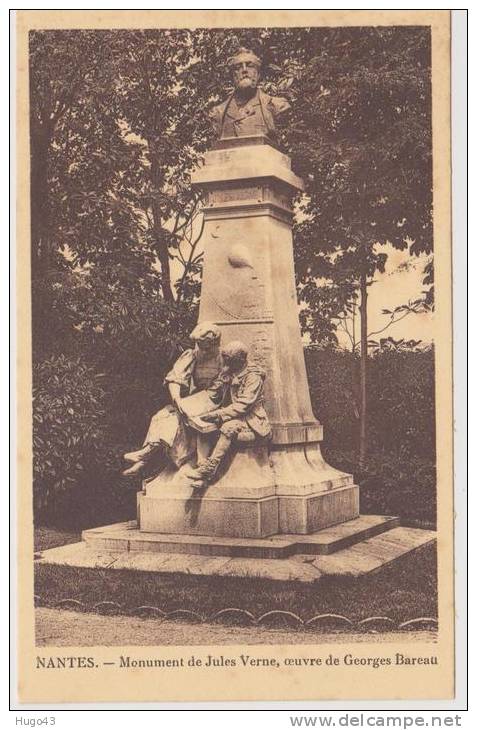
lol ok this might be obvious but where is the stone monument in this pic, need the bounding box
[138,48,359,538]
[38,49,436,587]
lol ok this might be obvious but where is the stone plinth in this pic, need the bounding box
[84,515,400,559]
[137,136,359,538]
[37,519,437,584]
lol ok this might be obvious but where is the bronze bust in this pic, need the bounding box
[209,48,290,140]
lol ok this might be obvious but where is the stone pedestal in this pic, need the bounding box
[138,136,359,538]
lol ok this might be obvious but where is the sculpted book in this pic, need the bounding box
[180,391,222,434]
[13,9,462,707]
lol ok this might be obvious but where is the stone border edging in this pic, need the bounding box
[34,595,438,632]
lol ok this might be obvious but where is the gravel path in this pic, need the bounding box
[36,608,436,647]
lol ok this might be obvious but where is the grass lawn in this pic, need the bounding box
[34,527,81,552]
[34,527,437,625]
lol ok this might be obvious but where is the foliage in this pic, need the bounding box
[272,26,434,461]
[367,345,435,457]
[305,344,435,455]
[32,265,196,367]
[305,345,436,524]
[285,25,433,310]
[305,346,359,450]
[32,271,197,529]
[30,32,146,276]
[32,355,121,525]
[324,448,436,526]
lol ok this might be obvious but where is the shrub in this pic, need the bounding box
[305,346,435,458]
[32,354,130,527]
[367,348,435,459]
[323,447,436,525]
[304,348,359,450]
[305,346,436,525]
[31,272,198,528]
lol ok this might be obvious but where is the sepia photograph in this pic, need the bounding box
[14,9,456,704]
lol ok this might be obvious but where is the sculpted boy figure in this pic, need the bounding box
[209,47,290,140]
[186,340,271,488]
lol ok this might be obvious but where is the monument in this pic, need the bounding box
[137,48,359,538]
[38,48,435,583]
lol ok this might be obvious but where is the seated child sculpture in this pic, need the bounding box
[186,340,271,488]
[122,322,222,476]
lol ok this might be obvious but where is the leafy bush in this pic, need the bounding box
[322,447,436,526]
[367,348,435,458]
[305,346,436,525]
[31,266,200,529]
[305,347,359,451]
[33,355,130,527]
[305,346,435,458]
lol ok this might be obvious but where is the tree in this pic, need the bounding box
[30,30,159,364]
[30,31,105,273]
[105,30,215,302]
[280,26,433,464]
[29,28,218,378]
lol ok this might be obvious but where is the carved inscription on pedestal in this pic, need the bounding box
[263,183,292,211]
[209,187,261,205]
[206,183,292,212]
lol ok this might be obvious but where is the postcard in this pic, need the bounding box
[14,9,456,704]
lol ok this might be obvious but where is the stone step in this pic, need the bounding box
[37,525,436,584]
[306,526,436,578]
[82,515,400,560]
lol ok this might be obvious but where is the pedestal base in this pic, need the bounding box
[279,484,360,534]
[139,491,279,538]
[83,514,400,559]
[139,435,359,538]
[138,483,359,538]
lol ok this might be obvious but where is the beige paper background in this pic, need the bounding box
[15,9,453,704]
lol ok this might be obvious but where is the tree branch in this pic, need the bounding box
[337,318,356,351]
[368,309,413,338]
[176,213,206,303]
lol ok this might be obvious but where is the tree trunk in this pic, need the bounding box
[151,201,175,303]
[359,268,368,468]
[156,234,174,302]
[30,122,53,277]
[150,155,175,302]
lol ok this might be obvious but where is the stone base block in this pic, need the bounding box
[279,484,360,534]
[138,492,279,538]
[138,483,359,538]
[83,515,400,559]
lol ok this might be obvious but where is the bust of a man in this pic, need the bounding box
[209,47,290,140]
